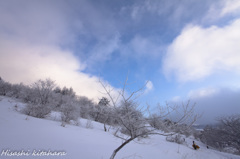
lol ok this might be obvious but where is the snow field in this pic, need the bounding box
[0,96,239,159]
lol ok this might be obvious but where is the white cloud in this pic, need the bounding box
[0,38,117,101]
[163,19,240,82]
[0,0,118,101]
[145,81,153,93]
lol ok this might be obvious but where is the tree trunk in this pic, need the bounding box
[103,116,109,132]
[104,122,107,132]
[110,138,134,159]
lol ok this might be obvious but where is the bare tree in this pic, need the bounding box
[99,76,200,159]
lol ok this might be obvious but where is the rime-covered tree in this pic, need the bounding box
[98,97,110,106]
[201,114,240,154]
[149,101,199,137]
[30,78,56,105]
[60,96,79,124]
[77,96,95,119]
[99,76,200,159]
[22,79,56,118]
[0,78,11,96]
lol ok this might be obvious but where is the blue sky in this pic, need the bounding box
[0,0,240,124]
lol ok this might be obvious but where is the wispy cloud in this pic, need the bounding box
[128,0,211,26]
[221,0,240,16]
[86,34,120,68]
[188,88,219,98]
[128,35,163,58]
[203,0,240,23]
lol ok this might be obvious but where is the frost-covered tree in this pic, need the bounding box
[94,97,110,122]
[7,83,23,98]
[99,76,200,159]
[30,79,56,105]
[99,77,152,159]
[98,97,110,106]
[60,99,79,123]
[52,86,76,110]
[149,101,199,137]
[23,103,51,118]
[0,78,11,96]
[201,114,240,154]
[22,79,56,118]
[218,115,240,153]
[61,87,76,97]
[77,96,96,119]
[114,100,148,136]
[20,85,33,103]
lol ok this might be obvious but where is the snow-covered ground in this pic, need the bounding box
[0,96,239,159]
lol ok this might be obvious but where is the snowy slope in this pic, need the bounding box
[0,96,240,159]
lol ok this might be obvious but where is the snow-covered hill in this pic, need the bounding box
[0,96,239,159]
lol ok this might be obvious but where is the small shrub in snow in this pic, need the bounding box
[223,147,239,154]
[22,104,51,118]
[14,104,18,111]
[60,103,78,123]
[73,120,80,126]
[25,115,29,120]
[85,119,93,129]
[61,121,66,127]
[166,134,185,144]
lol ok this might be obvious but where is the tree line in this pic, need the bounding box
[1,76,239,157]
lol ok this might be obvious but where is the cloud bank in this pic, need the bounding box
[0,0,117,100]
[188,88,240,124]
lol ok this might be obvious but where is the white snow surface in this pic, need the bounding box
[0,96,239,159]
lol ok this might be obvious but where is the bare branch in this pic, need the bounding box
[98,79,118,107]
